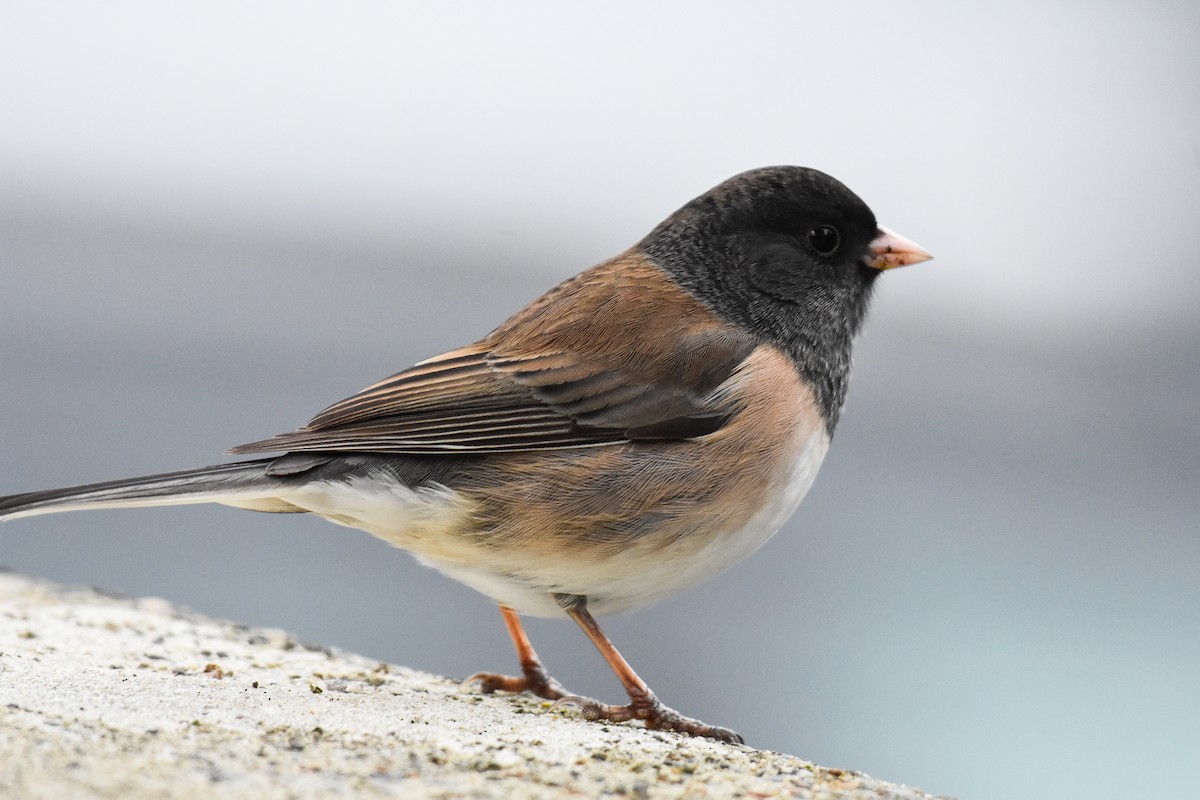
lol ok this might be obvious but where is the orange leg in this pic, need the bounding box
[553,593,744,744]
[464,605,571,700]
[466,598,743,744]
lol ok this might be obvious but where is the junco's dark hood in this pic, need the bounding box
[642,166,931,429]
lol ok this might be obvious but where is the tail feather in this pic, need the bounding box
[0,459,289,522]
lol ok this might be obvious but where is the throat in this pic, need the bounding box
[790,344,853,434]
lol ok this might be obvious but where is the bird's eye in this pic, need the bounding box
[807,224,840,254]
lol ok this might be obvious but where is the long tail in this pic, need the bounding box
[0,459,301,522]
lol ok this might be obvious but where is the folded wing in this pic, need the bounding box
[230,253,757,456]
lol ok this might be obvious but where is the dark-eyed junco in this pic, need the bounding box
[0,166,931,743]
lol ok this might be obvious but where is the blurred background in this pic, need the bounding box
[1,3,1197,798]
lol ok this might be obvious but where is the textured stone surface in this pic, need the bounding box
[0,570,949,799]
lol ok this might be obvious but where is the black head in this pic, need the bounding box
[640,166,930,430]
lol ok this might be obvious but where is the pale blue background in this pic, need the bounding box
[2,4,1198,799]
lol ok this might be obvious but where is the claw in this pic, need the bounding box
[460,672,506,694]
[460,668,570,701]
[552,692,743,743]
[547,694,611,720]
[548,694,582,712]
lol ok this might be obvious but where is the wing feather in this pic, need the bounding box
[230,253,758,456]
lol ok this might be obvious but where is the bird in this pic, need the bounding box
[0,166,931,744]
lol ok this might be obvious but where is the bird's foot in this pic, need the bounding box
[551,692,744,744]
[463,662,571,701]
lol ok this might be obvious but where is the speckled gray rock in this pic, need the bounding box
[0,570,949,799]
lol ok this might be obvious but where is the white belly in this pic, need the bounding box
[266,426,829,618]
[559,427,830,615]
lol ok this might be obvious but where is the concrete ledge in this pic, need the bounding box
[0,570,948,799]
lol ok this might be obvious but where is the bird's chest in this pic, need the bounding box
[572,423,830,615]
[445,350,831,615]
[425,421,829,617]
